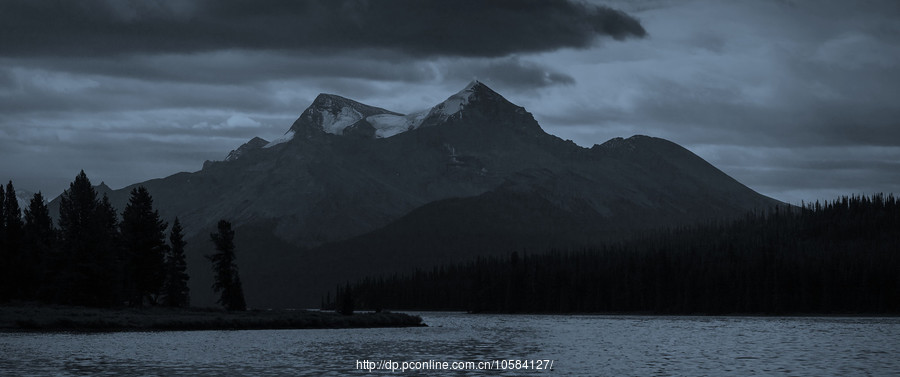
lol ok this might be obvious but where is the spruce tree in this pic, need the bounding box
[338,282,354,315]
[4,181,22,237]
[162,217,190,308]
[23,192,55,301]
[96,194,124,305]
[57,171,122,307]
[120,186,168,306]
[4,181,25,300]
[208,220,246,311]
[0,184,7,302]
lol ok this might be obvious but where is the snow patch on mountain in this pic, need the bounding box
[276,81,493,142]
[365,110,430,138]
[426,80,479,120]
[265,130,295,148]
[323,106,364,135]
[356,81,482,138]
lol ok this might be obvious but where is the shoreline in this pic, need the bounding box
[0,304,425,332]
[385,309,900,318]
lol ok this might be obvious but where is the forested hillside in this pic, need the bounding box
[339,195,900,314]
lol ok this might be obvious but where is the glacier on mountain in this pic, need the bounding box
[264,130,295,148]
[293,81,483,139]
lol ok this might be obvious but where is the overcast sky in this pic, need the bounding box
[2,0,898,205]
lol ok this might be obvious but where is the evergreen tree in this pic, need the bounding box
[120,186,168,306]
[162,217,190,307]
[96,194,124,305]
[337,282,355,315]
[0,184,7,302]
[208,220,246,311]
[22,192,55,301]
[4,181,25,300]
[57,171,122,307]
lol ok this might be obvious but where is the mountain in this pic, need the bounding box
[13,189,38,215]
[224,137,269,162]
[49,81,781,308]
[268,93,404,142]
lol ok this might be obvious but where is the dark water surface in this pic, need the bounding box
[1,312,898,376]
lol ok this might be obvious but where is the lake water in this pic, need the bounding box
[1,312,898,376]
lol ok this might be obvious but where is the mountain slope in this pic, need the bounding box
[318,134,778,264]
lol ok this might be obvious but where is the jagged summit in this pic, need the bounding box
[463,80,504,100]
[428,81,508,117]
[425,81,480,121]
[416,80,515,127]
[264,93,400,147]
[294,93,399,134]
[265,81,522,145]
[225,136,269,161]
[308,93,400,120]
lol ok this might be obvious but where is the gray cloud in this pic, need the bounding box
[0,0,645,58]
[630,79,900,148]
[445,57,576,89]
[699,144,900,205]
[0,53,576,125]
[0,108,292,195]
[542,52,900,148]
[3,52,574,90]
[1,52,436,86]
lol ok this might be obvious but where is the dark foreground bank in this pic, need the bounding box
[0,305,425,331]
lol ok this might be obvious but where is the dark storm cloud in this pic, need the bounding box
[5,52,572,89]
[0,0,646,58]
[1,53,436,86]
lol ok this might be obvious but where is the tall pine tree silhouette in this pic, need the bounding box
[2,181,26,300]
[120,186,168,306]
[0,184,7,302]
[97,194,124,304]
[337,282,355,315]
[23,192,56,301]
[162,217,190,307]
[208,220,246,311]
[57,171,122,307]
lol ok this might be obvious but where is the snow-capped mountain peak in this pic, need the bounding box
[358,81,494,138]
[288,93,400,137]
[266,81,515,145]
[428,80,481,119]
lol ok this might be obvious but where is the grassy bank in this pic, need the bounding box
[0,304,425,331]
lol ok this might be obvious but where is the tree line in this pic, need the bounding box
[0,171,245,310]
[338,194,900,314]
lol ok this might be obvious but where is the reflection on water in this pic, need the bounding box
[1,313,899,376]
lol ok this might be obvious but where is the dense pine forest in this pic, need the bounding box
[338,195,900,314]
[0,172,219,309]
